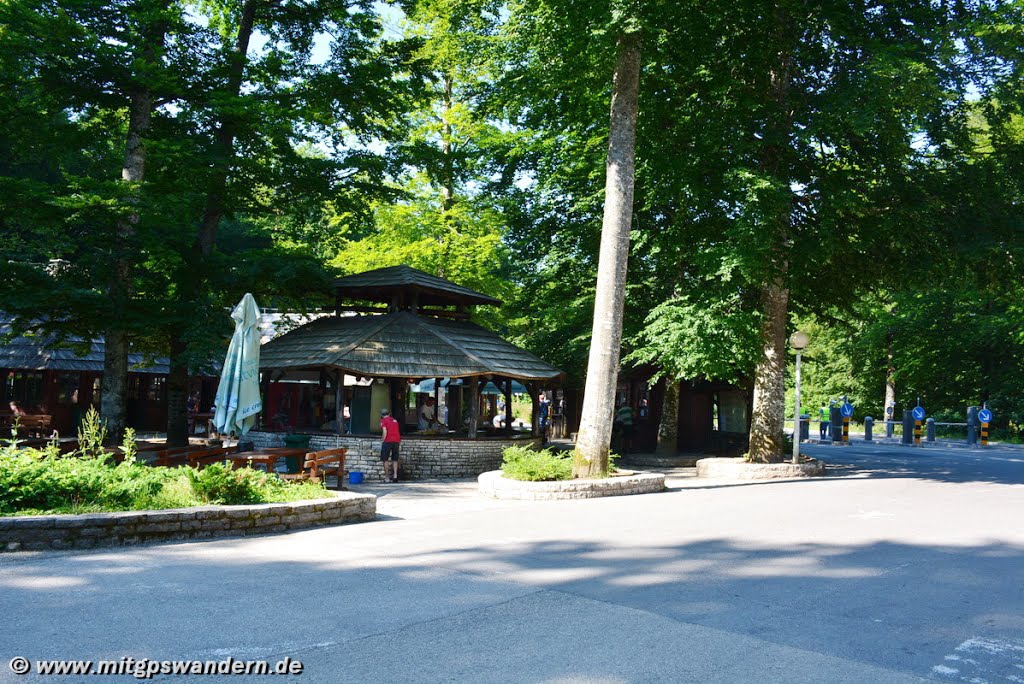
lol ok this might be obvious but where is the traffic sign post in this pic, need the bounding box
[978,408,992,446]
[839,403,853,444]
[911,406,925,446]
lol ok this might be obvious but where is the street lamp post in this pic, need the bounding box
[790,330,810,465]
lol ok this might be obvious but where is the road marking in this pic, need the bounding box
[932,637,1024,682]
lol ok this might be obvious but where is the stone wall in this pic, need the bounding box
[0,492,376,552]
[695,457,825,480]
[249,432,542,482]
[478,470,667,500]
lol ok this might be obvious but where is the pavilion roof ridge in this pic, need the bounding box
[332,265,502,308]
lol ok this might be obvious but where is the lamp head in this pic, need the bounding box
[789,330,810,350]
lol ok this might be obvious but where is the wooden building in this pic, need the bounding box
[0,316,217,435]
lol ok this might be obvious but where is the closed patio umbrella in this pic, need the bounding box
[213,293,263,436]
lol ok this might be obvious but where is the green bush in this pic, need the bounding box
[0,444,186,515]
[501,445,573,481]
[0,437,329,516]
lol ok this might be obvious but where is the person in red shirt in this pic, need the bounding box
[380,408,401,482]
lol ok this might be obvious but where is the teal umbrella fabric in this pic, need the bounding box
[213,293,263,435]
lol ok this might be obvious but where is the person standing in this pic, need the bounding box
[418,397,437,431]
[380,408,401,482]
[539,395,550,435]
[819,404,830,440]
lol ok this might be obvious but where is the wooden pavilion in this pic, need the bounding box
[257,265,563,439]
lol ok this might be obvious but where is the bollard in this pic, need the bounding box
[864,416,873,441]
[926,417,935,442]
[886,419,894,438]
[966,406,978,445]
[902,410,914,445]
[914,419,922,446]
[981,421,989,446]
[799,414,810,441]
[843,417,850,444]
[831,407,843,444]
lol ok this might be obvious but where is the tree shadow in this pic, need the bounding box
[2,533,1022,681]
[669,444,1024,489]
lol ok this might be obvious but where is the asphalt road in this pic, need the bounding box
[2,441,1022,683]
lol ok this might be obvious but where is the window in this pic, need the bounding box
[127,377,142,401]
[147,377,166,402]
[57,373,80,405]
[717,391,748,433]
[5,371,44,407]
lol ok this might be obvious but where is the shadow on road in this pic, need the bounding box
[2,534,1023,681]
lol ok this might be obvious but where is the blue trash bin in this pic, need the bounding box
[349,471,364,485]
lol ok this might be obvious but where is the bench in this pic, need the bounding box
[0,414,53,438]
[152,446,208,468]
[186,446,240,469]
[280,448,347,490]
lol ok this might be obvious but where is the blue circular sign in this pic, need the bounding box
[841,403,854,418]
[978,408,993,423]
[912,406,926,420]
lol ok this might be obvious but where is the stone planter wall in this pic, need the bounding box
[0,492,376,552]
[695,457,825,480]
[249,431,542,481]
[478,470,666,500]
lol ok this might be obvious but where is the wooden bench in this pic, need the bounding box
[152,446,208,468]
[186,446,239,469]
[280,448,347,490]
[1,414,53,438]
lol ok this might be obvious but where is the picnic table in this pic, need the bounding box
[227,447,308,474]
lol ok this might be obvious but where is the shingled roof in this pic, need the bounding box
[0,316,167,374]
[259,311,561,381]
[333,265,502,308]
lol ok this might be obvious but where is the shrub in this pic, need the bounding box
[501,445,572,481]
[0,436,328,515]
[187,463,272,505]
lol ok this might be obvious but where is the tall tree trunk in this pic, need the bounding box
[166,337,189,447]
[102,9,166,443]
[574,30,641,478]
[168,0,259,441]
[440,73,455,213]
[745,8,794,464]
[747,276,789,462]
[884,329,896,417]
[655,378,679,455]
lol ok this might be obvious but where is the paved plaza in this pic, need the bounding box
[2,441,1023,682]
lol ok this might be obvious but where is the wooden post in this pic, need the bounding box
[434,377,441,427]
[469,376,479,439]
[504,378,514,435]
[334,370,343,436]
[528,382,540,437]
